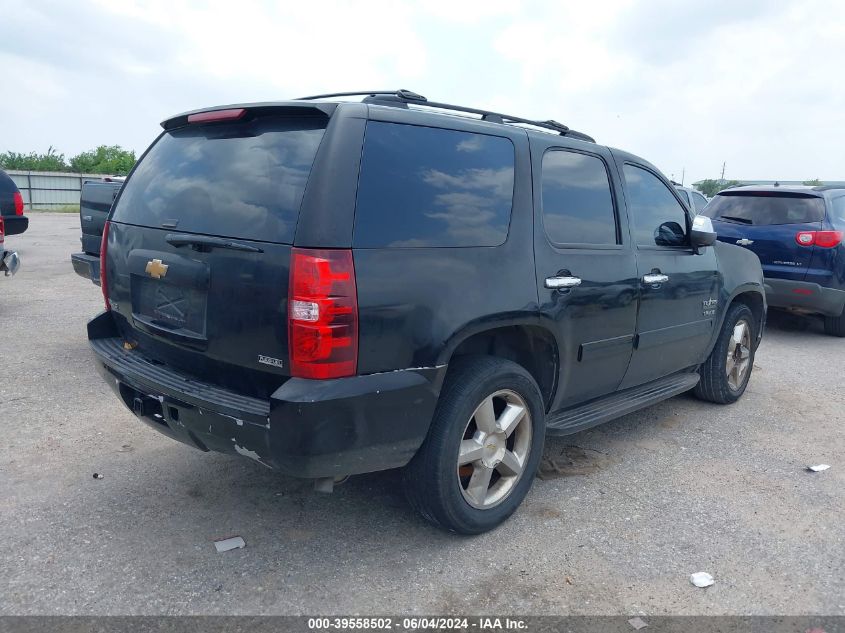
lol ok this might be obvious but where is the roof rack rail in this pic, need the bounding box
[295,89,595,143]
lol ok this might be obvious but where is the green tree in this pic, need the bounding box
[695,179,741,197]
[0,146,68,171]
[802,178,822,186]
[69,145,136,175]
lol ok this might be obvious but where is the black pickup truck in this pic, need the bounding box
[71,177,123,284]
[86,91,766,533]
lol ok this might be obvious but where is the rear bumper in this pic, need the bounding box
[87,312,443,478]
[71,252,100,285]
[3,215,28,236]
[1,250,20,276]
[764,277,845,317]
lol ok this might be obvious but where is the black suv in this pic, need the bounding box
[87,91,766,533]
[0,168,29,237]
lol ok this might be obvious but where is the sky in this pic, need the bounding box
[1,0,843,185]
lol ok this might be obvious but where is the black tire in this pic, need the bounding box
[403,356,545,534]
[694,302,757,404]
[823,307,845,337]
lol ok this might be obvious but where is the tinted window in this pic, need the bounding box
[676,189,690,205]
[541,150,617,245]
[112,116,327,243]
[354,122,514,247]
[831,196,845,227]
[691,192,709,211]
[623,164,689,247]
[703,192,825,225]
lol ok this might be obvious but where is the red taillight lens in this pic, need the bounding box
[100,221,110,310]
[795,230,843,248]
[0,217,5,244]
[187,108,246,124]
[13,191,24,216]
[288,248,358,379]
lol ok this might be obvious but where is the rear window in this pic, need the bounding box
[831,196,845,227]
[703,192,825,225]
[112,116,327,243]
[353,121,515,248]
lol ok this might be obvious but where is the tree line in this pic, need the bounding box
[0,145,137,176]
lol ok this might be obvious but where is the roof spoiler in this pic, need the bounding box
[160,101,337,130]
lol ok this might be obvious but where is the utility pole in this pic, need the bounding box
[720,162,726,182]
[681,167,685,185]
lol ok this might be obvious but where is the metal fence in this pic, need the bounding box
[6,170,117,209]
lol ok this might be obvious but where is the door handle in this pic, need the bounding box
[642,273,669,284]
[545,275,582,289]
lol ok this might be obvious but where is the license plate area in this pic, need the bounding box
[127,249,210,343]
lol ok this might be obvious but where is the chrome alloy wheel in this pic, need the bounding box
[726,319,752,391]
[457,389,532,509]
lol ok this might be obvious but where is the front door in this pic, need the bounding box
[616,159,719,389]
[532,144,639,410]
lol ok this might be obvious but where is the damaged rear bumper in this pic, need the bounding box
[88,312,444,478]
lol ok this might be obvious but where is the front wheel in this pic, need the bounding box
[694,302,757,404]
[403,356,545,534]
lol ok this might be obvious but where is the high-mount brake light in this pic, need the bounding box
[288,248,358,380]
[100,221,110,310]
[795,230,843,248]
[13,191,24,216]
[187,108,246,124]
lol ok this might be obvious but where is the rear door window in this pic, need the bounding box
[112,116,327,243]
[703,192,825,225]
[353,121,515,248]
[541,150,618,245]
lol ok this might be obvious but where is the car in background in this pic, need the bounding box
[703,185,845,336]
[673,183,710,214]
[71,177,124,285]
[0,168,29,236]
[0,216,21,277]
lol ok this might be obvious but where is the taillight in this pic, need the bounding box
[100,221,110,310]
[13,191,24,216]
[187,108,246,124]
[0,217,5,245]
[288,248,358,379]
[796,230,843,248]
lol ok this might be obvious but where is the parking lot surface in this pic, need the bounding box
[2,214,843,615]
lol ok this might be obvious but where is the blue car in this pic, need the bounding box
[703,185,845,336]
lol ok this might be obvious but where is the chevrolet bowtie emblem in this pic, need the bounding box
[145,258,169,279]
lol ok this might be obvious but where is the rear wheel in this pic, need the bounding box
[694,303,756,404]
[403,356,545,534]
[823,307,845,337]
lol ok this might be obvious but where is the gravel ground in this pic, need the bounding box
[1,214,843,615]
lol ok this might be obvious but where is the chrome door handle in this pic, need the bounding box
[545,275,582,289]
[642,273,669,284]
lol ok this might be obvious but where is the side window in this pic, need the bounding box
[676,189,690,205]
[692,192,709,211]
[623,164,690,248]
[541,150,618,245]
[353,122,515,248]
[832,196,845,227]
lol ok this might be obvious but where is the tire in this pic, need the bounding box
[403,356,545,534]
[823,307,845,337]
[694,302,757,404]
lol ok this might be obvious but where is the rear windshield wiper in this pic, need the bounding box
[165,233,263,253]
[716,215,753,225]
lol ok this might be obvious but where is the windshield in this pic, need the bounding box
[112,115,327,243]
[703,192,825,225]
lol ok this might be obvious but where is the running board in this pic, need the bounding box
[545,373,700,436]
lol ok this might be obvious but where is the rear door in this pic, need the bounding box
[532,142,638,408]
[105,108,330,397]
[80,180,122,255]
[703,191,825,281]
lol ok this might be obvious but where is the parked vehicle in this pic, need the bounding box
[0,168,29,236]
[704,185,845,336]
[71,177,124,284]
[673,183,710,214]
[87,90,766,533]
[0,216,21,277]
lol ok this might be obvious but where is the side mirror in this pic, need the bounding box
[691,215,717,248]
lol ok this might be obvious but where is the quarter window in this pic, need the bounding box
[541,150,617,245]
[353,122,515,248]
[623,164,690,248]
